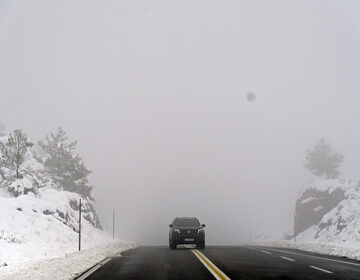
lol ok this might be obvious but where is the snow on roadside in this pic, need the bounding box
[254,239,360,261]
[0,186,112,265]
[0,241,136,280]
[0,134,136,279]
[253,178,360,261]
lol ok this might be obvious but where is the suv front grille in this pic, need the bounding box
[180,229,196,235]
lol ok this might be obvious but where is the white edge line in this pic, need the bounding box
[261,250,272,254]
[309,265,333,274]
[100,258,111,266]
[76,258,111,280]
[76,264,102,280]
[191,249,231,280]
[280,256,295,262]
[259,247,360,267]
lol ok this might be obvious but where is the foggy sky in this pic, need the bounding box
[1,0,360,245]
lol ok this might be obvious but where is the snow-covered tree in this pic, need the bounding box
[38,127,93,199]
[305,138,344,179]
[0,129,33,182]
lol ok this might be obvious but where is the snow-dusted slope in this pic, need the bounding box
[0,186,113,266]
[255,179,360,260]
[296,179,360,247]
[0,135,132,274]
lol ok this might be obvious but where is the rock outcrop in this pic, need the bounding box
[295,185,345,236]
[294,179,360,245]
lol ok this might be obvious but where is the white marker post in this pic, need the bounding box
[113,208,115,239]
[79,198,82,251]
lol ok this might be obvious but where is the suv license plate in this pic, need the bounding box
[185,238,194,241]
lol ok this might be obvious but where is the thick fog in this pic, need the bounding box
[1,1,360,245]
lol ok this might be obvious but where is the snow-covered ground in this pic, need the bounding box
[254,239,360,261]
[0,186,113,266]
[0,135,136,279]
[0,241,136,280]
[0,185,136,279]
[255,178,360,261]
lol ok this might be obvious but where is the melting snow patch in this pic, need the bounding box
[301,197,318,204]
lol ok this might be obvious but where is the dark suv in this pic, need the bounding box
[169,217,205,249]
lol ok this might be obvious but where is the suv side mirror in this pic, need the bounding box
[202,224,206,228]
[169,224,173,228]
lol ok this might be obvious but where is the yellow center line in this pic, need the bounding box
[191,249,230,280]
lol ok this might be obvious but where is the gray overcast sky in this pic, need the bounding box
[1,0,360,244]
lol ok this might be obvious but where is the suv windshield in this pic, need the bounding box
[174,218,200,227]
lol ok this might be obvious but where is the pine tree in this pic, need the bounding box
[0,129,33,182]
[305,138,344,179]
[38,127,93,199]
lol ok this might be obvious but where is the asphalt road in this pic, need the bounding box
[82,245,360,280]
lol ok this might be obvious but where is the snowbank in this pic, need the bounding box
[0,241,136,280]
[0,133,134,279]
[0,186,112,266]
[254,239,360,261]
[254,228,290,242]
[295,179,360,247]
[0,134,136,280]
[255,178,360,260]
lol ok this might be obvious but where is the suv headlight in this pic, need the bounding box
[174,229,180,234]
[197,228,204,234]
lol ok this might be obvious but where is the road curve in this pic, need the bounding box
[82,245,360,280]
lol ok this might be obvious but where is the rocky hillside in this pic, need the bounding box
[294,179,360,246]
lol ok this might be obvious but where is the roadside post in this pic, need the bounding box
[79,198,82,251]
[294,210,296,243]
[113,208,115,239]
